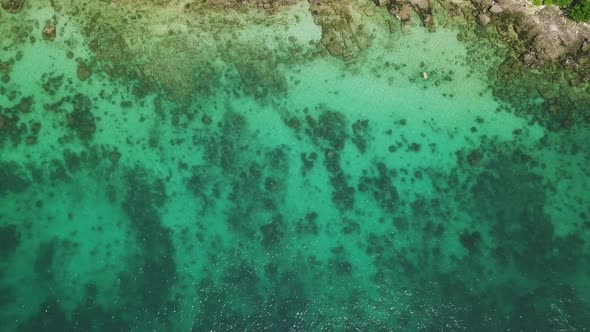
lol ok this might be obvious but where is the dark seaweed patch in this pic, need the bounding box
[0,161,30,194]
[0,224,20,258]
[121,166,177,319]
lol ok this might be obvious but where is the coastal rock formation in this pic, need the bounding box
[375,0,435,29]
[76,64,91,81]
[257,0,299,13]
[52,0,317,101]
[471,0,590,66]
[514,6,590,64]
[309,0,371,59]
[1,0,24,13]
[42,24,56,41]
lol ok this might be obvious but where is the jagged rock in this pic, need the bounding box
[42,24,56,41]
[257,0,298,14]
[521,52,540,68]
[477,13,491,27]
[388,0,434,29]
[489,4,503,14]
[77,64,92,81]
[310,1,370,59]
[497,3,590,63]
[1,0,24,13]
[472,0,493,9]
[183,2,196,13]
[389,1,413,25]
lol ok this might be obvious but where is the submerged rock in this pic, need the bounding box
[489,4,503,14]
[0,161,31,194]
[66,109,96,140]
[310,0,370,59]
[1,0,24,13]
[0,224,20,258]
[42,24,56,41]
[76,64,92,81]
[381,0,435,29]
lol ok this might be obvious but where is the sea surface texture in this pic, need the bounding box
[1,1,590,331]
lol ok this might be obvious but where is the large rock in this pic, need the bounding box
[493,1,590,62]
[0,161,30,195]
[1,0,24,13]
[309,0,370,59]
[489,4,503,14]
[76,64,92,81]
[388,0,435,29]
[0,224,20,258]
[42,24,56,41]
[477,13,491,27]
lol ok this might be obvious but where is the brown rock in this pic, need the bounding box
[1,0,24,13]
[311,1,370,59]
[467,150,482,166]
[478,0,493,8]
[522,52,540,68]
[183,2,195,13]
[489,4,503,15]
[477,13,491,27]
[42,24,56,41]
[77,64,92,81]
[201,114,212,125]
[390,2,413,25]
[17,97,33,113]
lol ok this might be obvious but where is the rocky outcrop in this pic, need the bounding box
[42,24,56,41]
[515,7,590,65]
[375,0,434,30]
[309,0,371,60]
[1,0,24,13]
[471,0,590,66]
[257,0,299,14]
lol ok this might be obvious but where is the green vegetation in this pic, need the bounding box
[544,0,574,6]
[571,0,590,21]
[534,0,590,22]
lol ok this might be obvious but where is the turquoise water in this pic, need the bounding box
[1,1,590,331]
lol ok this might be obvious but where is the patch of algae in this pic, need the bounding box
[40,0,423,101]
[48,0,322,101]
[309,0,374,60]
[36,1,302,99]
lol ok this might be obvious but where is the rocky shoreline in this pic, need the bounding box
[373,0,590,129]
[2,0,589,70]
[1,0,590,128]
[370,0,590,67]
[472,0,590,66]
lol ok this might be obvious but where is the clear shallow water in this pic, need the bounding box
[1,1,590,331]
